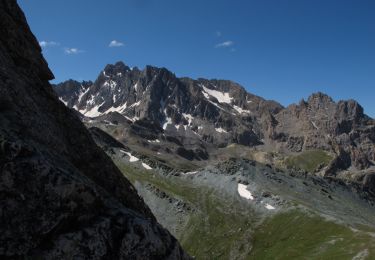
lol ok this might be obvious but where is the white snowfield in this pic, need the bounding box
[215,127,227,133]
[105,102,128,114]
[103,80,117,90]
[142,162,152,170]
[129,101,141,107]
[163,116,172,130]
[184,171,198,175]
[233,105,251,114]
[238,183,277,210]
[77,86,90,103]
[120,150,139,162]
[265,203,275,210]
[59,98,68,106]
[83,101,105,117]
[148,139,161,143]
[202,85,233,104]
[237,183,254,200]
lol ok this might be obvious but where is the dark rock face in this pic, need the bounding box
[89,127,126,150]
[363,173,375,196]
[0,1,189,258]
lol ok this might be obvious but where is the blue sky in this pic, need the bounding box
[18,0,375,117]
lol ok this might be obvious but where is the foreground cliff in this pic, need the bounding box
[0,1,189,258]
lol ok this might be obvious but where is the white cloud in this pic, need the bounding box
[215,41,234,48]
[64,48,84,54]
[109,40,125,47]
[216,31,222,37]
[39,41,59,48]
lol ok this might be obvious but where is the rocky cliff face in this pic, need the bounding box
[272,92,375,172]
[0,1,189,258]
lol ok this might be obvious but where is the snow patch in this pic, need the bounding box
[83,101,105,117]
[103,80,117,90]
[182,113,194,125]
[59,98,68,106]
[233,105,251,114]
[202,85,233,104]
[105,102,128,113]
[311,121,319,130]
[237,183,254,200]
[215,127,227,133]
[130,101,141,107]
[163,116,172,130]
[265,204,275,210]
[77,87,90,103]
[148,139,160,143]
[120,150,139,162]
[184,171,198,175]
[142,162,152,170]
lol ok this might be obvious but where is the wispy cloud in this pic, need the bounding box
[215,41,234,48]
[216,31,222,37]
[109,40,125,47]
[64,47,84,54]
[39,41,59,48]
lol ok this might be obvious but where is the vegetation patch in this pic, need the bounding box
[285,150,333,172]
[250,211,375,259]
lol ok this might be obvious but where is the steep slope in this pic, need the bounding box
[0,1,189,258]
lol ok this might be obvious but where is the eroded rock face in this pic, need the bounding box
[274,92,375,171]
[0,1,189,258]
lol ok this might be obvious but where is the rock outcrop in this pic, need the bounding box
[0,0,189,258]
[273,92,375,171]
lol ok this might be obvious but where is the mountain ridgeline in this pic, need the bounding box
[55,61,375,195]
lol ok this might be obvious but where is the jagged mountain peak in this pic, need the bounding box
[307,92,334,103]
[103,61,131,75]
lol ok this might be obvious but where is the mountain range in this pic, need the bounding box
[55,61,375,195]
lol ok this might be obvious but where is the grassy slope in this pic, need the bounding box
[250,211,375,259]
[285,150,333,172]
[115,160,375,259]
